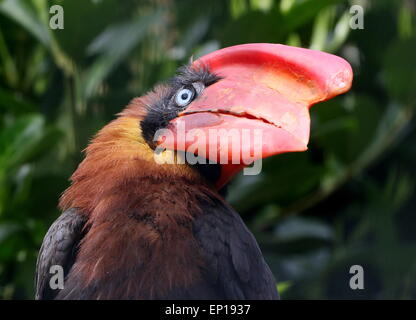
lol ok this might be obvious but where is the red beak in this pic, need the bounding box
[159,43,353,188]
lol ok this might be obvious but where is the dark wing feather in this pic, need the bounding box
[35,208,87,300]
[193,197,279,300]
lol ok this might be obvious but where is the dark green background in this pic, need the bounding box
[0,0,415,299]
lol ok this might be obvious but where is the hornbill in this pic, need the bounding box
[35,43,352,300]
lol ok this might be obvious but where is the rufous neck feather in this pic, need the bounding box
[59,97,204,215]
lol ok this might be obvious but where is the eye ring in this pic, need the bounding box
[175,87,195,107]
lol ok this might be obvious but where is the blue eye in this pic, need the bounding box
[175,88,194,107]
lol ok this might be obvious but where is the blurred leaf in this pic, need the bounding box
[286,32,301,47]
[314,95,381,163]
[280,248,331,279]
[229,153,325,212]
[249,0,273,12]
[277,281,292,295]
[0,114,61,171]
[0,0,50,47]
[274,217,333,242]
[50,0,134,62]
[327,11,351,53]
[177,17,210,56]
[220,9,285,45]
[0,29,18,87]
[280,0,295,14]
[0,224,20,243]
[193,40,220,59]
[230,0,248,19]
[398,2,414,40]
[82,9,164,100]
[310,7,333,51]
[281,0,344,32]
[0,88,35,113]
[252,204,281,231]
[383,38,416,105]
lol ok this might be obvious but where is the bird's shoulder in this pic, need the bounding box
[35,208,87,300]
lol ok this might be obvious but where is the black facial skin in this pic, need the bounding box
[140,64,224,188]
[141,64,221,147]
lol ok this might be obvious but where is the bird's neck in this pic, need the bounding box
[60,115,210,214]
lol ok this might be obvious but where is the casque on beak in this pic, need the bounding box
[158,43,353,188]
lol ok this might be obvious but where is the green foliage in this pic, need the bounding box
[0,0,415,299]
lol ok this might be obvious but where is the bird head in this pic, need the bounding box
[61,43,352,212]
[138,43,353,188]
